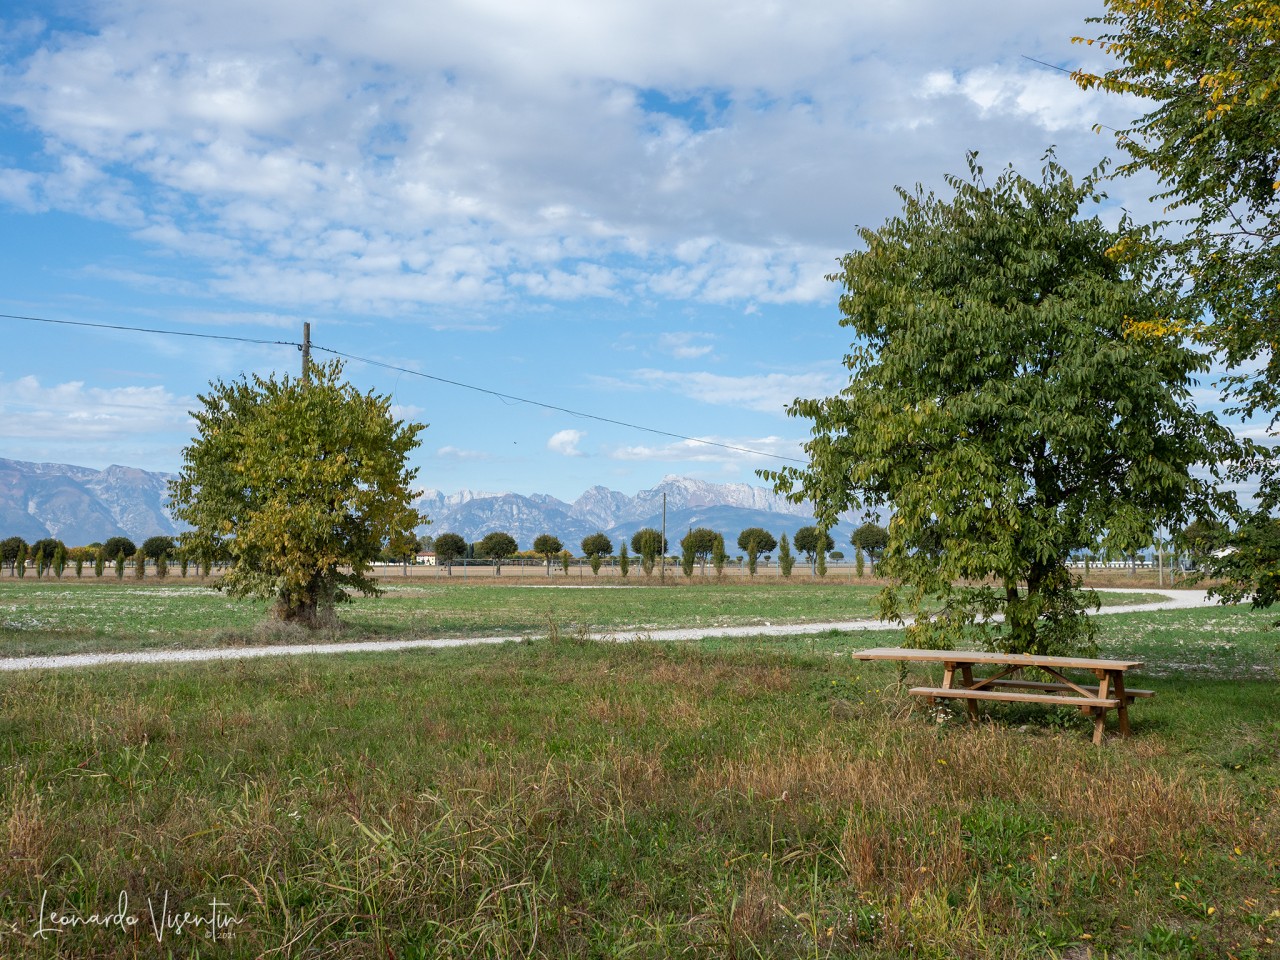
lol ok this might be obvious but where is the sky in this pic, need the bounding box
[0,0,1256,503]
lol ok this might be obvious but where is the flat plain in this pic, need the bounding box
[0,579,1275,958]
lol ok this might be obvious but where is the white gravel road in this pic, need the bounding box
[0,588,1215,674]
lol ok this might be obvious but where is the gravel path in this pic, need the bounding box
[0,587,1214,673]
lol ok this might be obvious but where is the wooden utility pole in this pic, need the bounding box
[660,492,666,583]
[301,322,311,381]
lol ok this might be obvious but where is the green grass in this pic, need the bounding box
[0,578,1170,658]
[0,603,1277,958]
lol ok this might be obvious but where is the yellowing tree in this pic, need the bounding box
[170,360,425,627]
[1074,1,1280,513]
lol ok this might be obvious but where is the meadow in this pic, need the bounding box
[0,581,1276,958]
[0,578,1168,659]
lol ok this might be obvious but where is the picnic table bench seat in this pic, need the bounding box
[910,686,1122,709]
[854,647,1151,745]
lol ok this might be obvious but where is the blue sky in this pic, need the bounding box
[0,0,1251,503]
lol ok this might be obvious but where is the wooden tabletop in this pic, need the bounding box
[853,647,1144,671]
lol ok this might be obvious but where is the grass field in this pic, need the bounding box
[0,585,1275,958]
[0,579,1169,659]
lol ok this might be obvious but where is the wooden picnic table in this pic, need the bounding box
[853,647,1152,745]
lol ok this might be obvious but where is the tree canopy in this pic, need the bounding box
[766,155,1237,654]
[477,531,518,562]
[680,527,719,571]
[433,533,467,568]
[141,535,176,560]
[736,527,777,555]
[851,522,889,557]
[792,526,834,562]
[580,533,613,558]
[533,534,563,573]
[170,359,425,627]
[101,536,136,560]
[630,528,667,575]
[1075,1,1279,522]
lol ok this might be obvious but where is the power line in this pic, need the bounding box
[1,311,807,464]
[311,343,807,464]
[0,312,298,348]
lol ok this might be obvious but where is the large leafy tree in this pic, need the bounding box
[581,532,613,576]
[1,536,27,573]
[793,526,834,569]
[1074,1,1279,514]
[737,527,777,576]
[630,528,667,576]
[851,522,889,558]
[476,531,518,574]
[433,532,467,574]
[170,360,425,627]
[681,527,719,574]
[141,535,175,560]
[101,536,137,560]
[766,155,1237,654]
[532,534,563,575]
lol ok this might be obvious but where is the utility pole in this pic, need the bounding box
[660,492,666,584]
[301,322,311,382]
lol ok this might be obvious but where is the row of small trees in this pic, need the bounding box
[420,522,893,578]
[0,534,217,579]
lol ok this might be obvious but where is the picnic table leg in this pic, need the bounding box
[1092,672,1111,746]
[959,665,979,721]
[1112,671,1131,737]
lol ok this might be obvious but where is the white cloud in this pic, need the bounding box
[657,331,715,359]
[611,434,803,466]
[629,368,841,414]
[436,445,491,461]
[0,376,191,440]
[547,428,586,456]
[0,1,1142,317]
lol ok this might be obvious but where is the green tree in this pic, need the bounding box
[1203,511,1280,609]
[52,544,66,578]
[16,543,26,578]
[1075,3,1280,591]
[680,536,695,578]
[31,538,64,561]
[630,528,666,577]
[477,531,518,575]
[433,533,467,575]
[33,546,44,579]
[737,527,777,576]
[1,536,26,575]
[778,533,795,577]
[793,526,834,573]
[581,533,613,576]
[618,542,630,578]
[170,359,425,627]
[141,535,175,561]
[851,522,889,563]
[101,537,137,561]
[94,546,105,578]
[855,545,865,578]
[560,550,572,576]
[765,155,1235,654]
[681,527,719,575]
[1178,517,1228,568]
[533,534,563,576]
[712,534,727,578]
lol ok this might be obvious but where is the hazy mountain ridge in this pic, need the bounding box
[413,475,848,551]
[1,459,847,550]
[0,458,183,543]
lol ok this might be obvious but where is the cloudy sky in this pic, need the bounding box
[0,0,1208,500]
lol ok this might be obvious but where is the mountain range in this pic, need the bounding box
[0,458,854,551]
